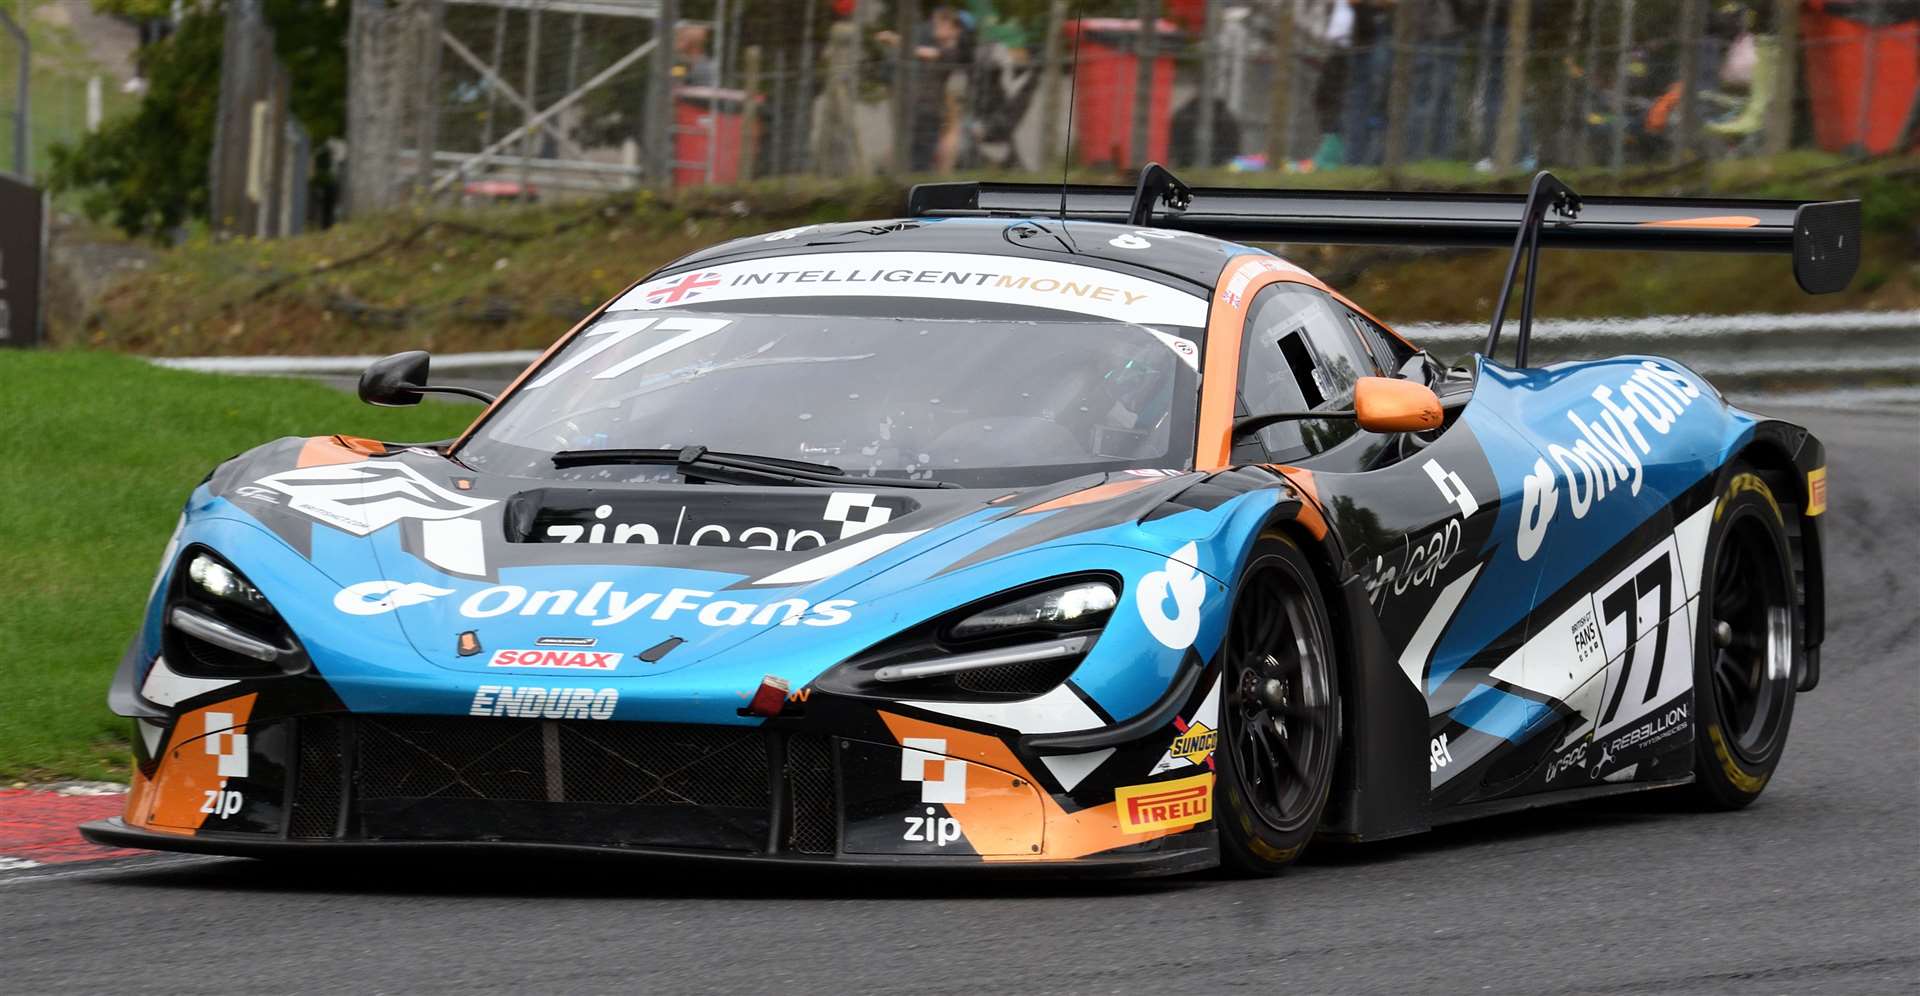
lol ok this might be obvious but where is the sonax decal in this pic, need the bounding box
[1115,773,1213,833]
[488,649,624,671]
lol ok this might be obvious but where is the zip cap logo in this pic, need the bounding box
[1137,542,1206,650]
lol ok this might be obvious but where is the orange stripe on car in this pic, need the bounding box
[295,436,374,468]
[1638,215,1761,229]
[1268,466,1328,540]
[1199,256,1342,470]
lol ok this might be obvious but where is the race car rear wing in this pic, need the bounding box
[908,166,1861,365]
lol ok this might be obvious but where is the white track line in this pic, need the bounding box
[0,853,219,887]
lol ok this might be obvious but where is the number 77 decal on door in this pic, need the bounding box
[1591,536,1696,740]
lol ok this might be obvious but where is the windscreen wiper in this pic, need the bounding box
[550,445,959,489]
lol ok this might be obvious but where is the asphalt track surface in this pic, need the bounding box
[5,395,1916,995]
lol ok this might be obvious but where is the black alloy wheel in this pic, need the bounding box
[1688,468,1798,809]
[1216,534,1341,874]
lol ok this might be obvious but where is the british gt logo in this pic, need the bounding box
[1115,773,1213,833]
[488,649,623,671]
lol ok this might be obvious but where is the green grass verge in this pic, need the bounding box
[0,352,477,782]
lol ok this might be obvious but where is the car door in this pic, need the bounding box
[1233,285,1553,796]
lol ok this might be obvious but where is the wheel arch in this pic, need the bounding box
[1254,506,1431,841]
[1726,424,1826,691]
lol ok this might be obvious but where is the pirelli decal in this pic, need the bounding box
[1115,773,1213,834]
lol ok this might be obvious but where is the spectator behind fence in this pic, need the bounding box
[1303,0,1354,170]
[877,5,973,173]
[674,22,717,88]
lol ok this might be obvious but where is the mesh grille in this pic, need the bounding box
[783,734,838,855]
[358,716,548,801]
[558,723,769,808]
[289,716,342,839]
[951,657,1079,696]
[355,716,770,809]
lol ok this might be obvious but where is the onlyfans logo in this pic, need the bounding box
[1137,543,1206,649]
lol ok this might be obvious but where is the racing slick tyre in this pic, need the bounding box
[1216,533,1341,876]
[1686,467,1798,810]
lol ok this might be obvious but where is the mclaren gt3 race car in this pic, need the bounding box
[83,169,1856,876]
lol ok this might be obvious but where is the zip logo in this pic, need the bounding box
[199,711,247,820]
[900,737,966,847]
[199,782,243,819]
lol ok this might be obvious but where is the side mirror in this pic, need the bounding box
[358,351,431,407]
[358,351,497,407]
[1352,376,1444,434]
[1232,376,1445,441]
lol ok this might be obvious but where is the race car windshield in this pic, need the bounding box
[457,309,1201,489]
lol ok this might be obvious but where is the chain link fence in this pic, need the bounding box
[350,0,1918,207]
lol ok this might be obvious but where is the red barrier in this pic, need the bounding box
[1801,4,1919,153]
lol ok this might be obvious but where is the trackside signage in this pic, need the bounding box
[612,251,1209,328]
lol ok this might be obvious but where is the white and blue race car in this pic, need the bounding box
[84,169,1854,876]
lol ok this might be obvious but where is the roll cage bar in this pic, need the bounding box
[908,165,1861,368]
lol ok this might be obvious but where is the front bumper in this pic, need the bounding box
[103,702,1224,877]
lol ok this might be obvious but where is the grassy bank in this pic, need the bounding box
[63,151,1920,357]
[0,352,476,782]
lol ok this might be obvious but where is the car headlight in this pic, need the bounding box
[186,552,273,614]
[948,581,1117,640]
[813,575,1120,702]
[162,547,305,679]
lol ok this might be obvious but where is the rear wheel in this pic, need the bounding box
[1687,468,1798,809]
[1216,533,1341,875]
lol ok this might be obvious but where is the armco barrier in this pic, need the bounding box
[150,310,1920,398]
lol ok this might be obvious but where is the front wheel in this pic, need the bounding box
[1686,468,1799,809]
[1216,533,1342,875]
